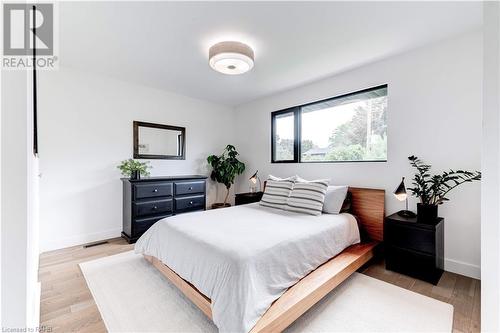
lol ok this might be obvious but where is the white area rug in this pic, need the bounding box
[80,251,453,333]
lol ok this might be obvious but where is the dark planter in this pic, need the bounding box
[212,203,231,209]
[417,203,438,222]
[130,170,140,180]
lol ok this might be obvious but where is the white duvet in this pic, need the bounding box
[135,203,360,333]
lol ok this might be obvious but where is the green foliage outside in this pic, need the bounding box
[303,97,387,162]
[324,144,364,161]
[275,137,294,161]
[274,97,388,162]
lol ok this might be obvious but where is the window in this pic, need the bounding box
[271,85,387,163]
[271,108,298,162]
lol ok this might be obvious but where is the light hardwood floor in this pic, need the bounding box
[39,238,480,332]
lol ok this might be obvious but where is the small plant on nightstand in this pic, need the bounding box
[407,155,481,221]
[117,159,151,180]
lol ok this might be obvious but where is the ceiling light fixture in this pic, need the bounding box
[209,41,254,75]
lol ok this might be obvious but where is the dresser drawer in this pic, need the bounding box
[133,214,171,236]
[174,181,205,196]
[134,182,173,200]
[134,198,173,217]
[175,195,205,212]
[385,222,436,255]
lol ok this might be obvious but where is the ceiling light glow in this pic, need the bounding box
[209,41,254,75]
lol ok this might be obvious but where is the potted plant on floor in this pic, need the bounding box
[207,145,245,209]
[407,155,481,222]
[117,159,151,179]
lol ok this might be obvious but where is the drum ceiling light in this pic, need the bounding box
[209,41,254,75]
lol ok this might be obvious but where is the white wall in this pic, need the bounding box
[481,2,500,331]
[1,70,40,329]
[39,32,483,279]
[234,32,482,279]
[38,67,235,252]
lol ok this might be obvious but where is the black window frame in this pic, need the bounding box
[271,84,388,164]
[271,107,300,163]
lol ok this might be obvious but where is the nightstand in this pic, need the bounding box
[235,192,263,206]
[384,213,444,285]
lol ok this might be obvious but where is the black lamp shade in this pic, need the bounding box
[249,170,259,185]
[250,170,258,180]
[394,176,416,218]
[394,177,407,201]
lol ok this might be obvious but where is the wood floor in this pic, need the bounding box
[39,238,480,333]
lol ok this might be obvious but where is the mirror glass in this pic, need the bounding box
[134,121,185,159]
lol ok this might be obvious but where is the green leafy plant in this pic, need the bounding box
[117,159,151,177]
[407,155,481,205]
[207,145,245,205]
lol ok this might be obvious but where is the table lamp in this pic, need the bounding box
[249,170,262,193]
[394,177,417,218]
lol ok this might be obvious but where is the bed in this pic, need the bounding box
[135,187,384,333]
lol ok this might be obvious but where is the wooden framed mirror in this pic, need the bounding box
[133,121,186,160]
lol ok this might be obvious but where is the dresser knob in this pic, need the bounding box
[189,201,193,205]
[153,206,158,210]
[188,187,193,190]
[153,189,158,192]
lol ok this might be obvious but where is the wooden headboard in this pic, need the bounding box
[261,181,385,242]
[348,187,385,242]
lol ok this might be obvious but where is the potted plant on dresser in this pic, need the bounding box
[117,159,151,179]
[407,155,481,222]
[207,145,245,209]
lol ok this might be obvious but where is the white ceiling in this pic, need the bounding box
[59,1,482,106]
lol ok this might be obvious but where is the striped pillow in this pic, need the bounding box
[286,180,329,216]
[259,179,294,210]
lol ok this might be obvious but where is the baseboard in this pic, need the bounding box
[445,258,481,279]
[40,228,122,253]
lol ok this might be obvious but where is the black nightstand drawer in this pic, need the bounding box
[386,245,443,285]
[175,195,205,212]
[134,182,173,200]
[133,214,171,235]
[134,198,173,217]
[175,181,205,196]
[385,223,436,255]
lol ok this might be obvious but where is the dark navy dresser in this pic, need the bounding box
[121,175,207,243]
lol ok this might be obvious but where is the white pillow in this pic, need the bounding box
[322,185,349,214]
[268,174,298,182]
[295,176,331,184]
[286,180,329,216]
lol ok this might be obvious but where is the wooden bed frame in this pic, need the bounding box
[144,186,385,332]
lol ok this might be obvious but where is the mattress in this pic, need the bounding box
[135,203,360,333]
